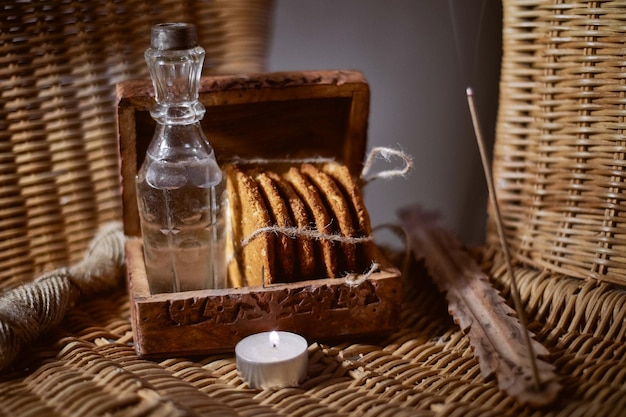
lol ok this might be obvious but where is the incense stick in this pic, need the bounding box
[466,87,542,391]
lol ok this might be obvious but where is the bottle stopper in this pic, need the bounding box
[151,22,198,50]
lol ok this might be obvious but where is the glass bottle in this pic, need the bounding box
[136,23,225,293]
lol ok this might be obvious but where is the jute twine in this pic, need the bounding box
[227,146,414,184]
[233,147,413,281]
[233,147,414,249]
[235,226,381,283]
[0,222,126,371]
[240,226,375,248]
[361,146,413,183]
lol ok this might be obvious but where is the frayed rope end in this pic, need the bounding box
[361,146,413,184]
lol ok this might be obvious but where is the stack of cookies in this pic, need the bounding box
[225,161,377,287]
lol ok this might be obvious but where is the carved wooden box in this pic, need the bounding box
[117,70,402,358]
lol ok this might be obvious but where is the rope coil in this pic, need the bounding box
[0,222,126,371]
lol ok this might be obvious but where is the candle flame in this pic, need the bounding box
[269,331,280,348]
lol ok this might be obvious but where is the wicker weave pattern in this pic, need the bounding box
[4,2,626,415]
[0,0,272,290]
[1,252,625,417]
[493,0,626,285]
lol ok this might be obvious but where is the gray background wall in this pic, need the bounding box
[267,0,502,247]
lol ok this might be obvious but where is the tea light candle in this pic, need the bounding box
[235,331,308,389]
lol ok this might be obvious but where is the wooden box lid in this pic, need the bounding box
[118,70,370,237]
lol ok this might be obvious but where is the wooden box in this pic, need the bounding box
[117,70,401,358]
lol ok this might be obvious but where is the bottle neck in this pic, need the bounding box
[145,46,206,125]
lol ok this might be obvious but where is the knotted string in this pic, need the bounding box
[226,146,413,185]
[344,262,381,287]
[360,146,413,184]
[231,225,378,282]
[0,222,126,371]
[226,156,337,165]
[236,225,408,287]
[240,225,374,248]
[231,147,413,283]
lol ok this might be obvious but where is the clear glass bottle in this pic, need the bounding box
[136,23,225,293]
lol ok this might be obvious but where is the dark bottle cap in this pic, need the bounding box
[150,23,198,50]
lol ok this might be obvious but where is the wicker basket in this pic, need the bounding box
[0,0,273,291]
[493,0,626,286]
[2,1,626,416]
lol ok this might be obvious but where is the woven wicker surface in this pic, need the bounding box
[0,0,273,290]
[4,1,626,415]
[493,0,626,285]
[1,248,625,417]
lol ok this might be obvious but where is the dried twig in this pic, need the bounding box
[399,207,561,407]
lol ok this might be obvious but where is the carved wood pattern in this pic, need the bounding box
[155,280,381,327]
[126,239,401,358]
